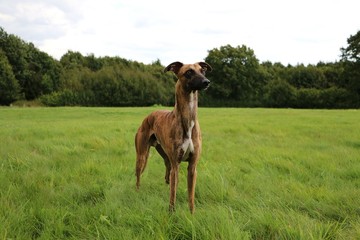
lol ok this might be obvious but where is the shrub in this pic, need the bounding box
[263,79,296,108]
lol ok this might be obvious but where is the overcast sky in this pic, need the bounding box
[1,0,359,65]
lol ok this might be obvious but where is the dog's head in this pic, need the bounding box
[164,61,212,91]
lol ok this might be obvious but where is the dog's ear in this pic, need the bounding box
[198,62,213,72]
[164,61,183,74]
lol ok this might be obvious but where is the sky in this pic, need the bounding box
[0,0,359,65]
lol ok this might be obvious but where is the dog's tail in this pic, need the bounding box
[135,117,152,189]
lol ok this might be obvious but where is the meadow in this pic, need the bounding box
[0,107,359,239]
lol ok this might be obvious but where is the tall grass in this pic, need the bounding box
[0,107,359,239]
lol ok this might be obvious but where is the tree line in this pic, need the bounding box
[1,26,359,108]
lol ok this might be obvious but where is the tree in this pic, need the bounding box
[0,50,20,105]
[341,30,360,62]
[287,64,327,89]
[22,43,61,99]
[1,27,61,100]
[263,78,296,108]
[340,30,360,103]
[84,53,103,71]
[316,62,344,88]
[0,27,27,92]
[60,51,85,69]
[204,44,264,106]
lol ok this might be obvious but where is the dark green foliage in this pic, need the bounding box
[287,64,327,89]
[22,43,61,99]
[341,30,360,62]
[264,79,296,108]
[204,45,265,105]
[0,27,61,100]
[0,50,21,105]
[1,26,360,108]
[41,61,173,106]
[0,27,27,87]
[339,30,360,105]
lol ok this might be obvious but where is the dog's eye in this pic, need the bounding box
[184,69,194,78]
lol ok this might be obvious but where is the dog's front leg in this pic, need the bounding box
[169,162,180,212]
[187,160,197,214]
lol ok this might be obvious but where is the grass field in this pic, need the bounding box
[0,107,359,239]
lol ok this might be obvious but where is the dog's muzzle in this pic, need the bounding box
[202,79,210,90]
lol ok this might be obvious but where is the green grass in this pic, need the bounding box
[1,107,360,239]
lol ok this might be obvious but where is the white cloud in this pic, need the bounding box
[1,0,359,65]
[0,12,15,22]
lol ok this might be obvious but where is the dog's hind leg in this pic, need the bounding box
[155,145,171,184]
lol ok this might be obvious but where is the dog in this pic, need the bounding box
[135,61,212,213]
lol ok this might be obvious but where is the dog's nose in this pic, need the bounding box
[202,79,210,87]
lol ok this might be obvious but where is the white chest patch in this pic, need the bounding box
[181,120,195,160]
[189,92,195,112]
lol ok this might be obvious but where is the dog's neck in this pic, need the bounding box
[174,82,198,133]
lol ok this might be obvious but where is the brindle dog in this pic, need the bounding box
[135,61,212,213]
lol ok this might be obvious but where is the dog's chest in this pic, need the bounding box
[181,120,195,161]
[189,92,195,112]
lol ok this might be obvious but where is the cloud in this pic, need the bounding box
[0,0,81,45]
[1,0,359,65]
[0,12,15,22]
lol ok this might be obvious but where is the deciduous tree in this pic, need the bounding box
[0,50,20,105]
[204,44,265,106]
